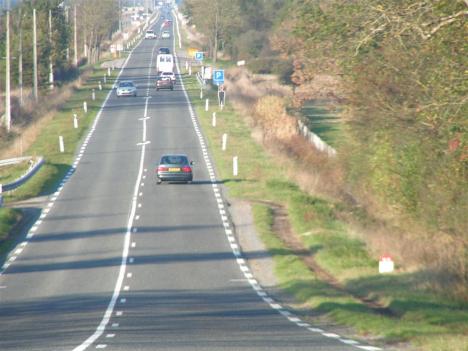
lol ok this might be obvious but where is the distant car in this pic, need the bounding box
[156,154,194,184]
[161,31,170,39]
[159,71,176,83]
[116,81,137,97]
[145,30,157,39]
[158,47,170,54]
[156,76,174,91]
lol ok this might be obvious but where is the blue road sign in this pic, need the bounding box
[213,69,225,85]
[195,52,204,61]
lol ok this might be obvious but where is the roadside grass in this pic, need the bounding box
[3,64,119,202]
[182,72,468,350]
[0,208,21,257]
[0,161,31,185]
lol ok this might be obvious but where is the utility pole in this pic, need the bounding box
[73,5,78,66]
[19,9,23,106]
[33,8,39,102]
[118,0,121,32]
[5,0,11,132]
[48,9,54,90]
[65,6,69,62]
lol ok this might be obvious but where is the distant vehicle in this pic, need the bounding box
[162,20,172,28]
[158,47,170,54]
[156,54,174,73]
[156,76,174,91]
[145,30,156,39]
[156,154,194,184]
[161,31,170,39]
[159,71,176,83]
[116,81,137,97]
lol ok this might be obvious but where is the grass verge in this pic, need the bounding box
[3,64,119,202]
[0,208,21,256]
[0,161,31,185]
[0,60,123,260]
[181,71,468,350]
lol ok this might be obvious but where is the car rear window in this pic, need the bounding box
[119,82,134,87]
[161,156,188,165]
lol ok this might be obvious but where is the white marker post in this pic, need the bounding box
[379,255,394,274]
[222,133,228,151]
[59,136,65,153]
[233,156,238,176]
[103,75,107,84]
[212,112,216,127]
[205,98,209,112]
[98,81,102,91]
[200,88,203,100]
[73,114,78,129]
[92,89,96,101]
[189,64,192,76]
[83,101,88,113]
[185,60,188,71]
[107,67,111,76]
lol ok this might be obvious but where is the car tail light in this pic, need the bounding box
[182,166,192,173]
[158,166,168,172]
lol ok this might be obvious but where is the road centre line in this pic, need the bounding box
[72,19,159,351]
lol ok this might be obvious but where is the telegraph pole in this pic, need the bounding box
[48,9,54,90]
[119,0,122,32]
[19,9,23,106]
[33,8,38,102]
[5,0,11,132]
[74,5,78,66]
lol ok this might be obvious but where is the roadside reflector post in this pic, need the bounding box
[188,64,192,76]
[92,89,96,101]
[205,98,209,112]
[59,136,65,153]
[83,101,88,113]
[222,133,227,151]
[73,114,78,129]
[98,81,102,91]
[107,67,111,76]
[379,255,394,274]
[185,60,188,71]
[0,184,3,208]
[200,88,203,100]
[233,156,238,176]
[212,112,216,127]
[103,75,107,84]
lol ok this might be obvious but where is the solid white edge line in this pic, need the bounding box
[172,9,385,351]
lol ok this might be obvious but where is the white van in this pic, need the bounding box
[156,54,174,74]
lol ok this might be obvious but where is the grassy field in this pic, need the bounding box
[181,72,468,350]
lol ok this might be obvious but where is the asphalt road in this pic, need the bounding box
[0,13,370,351]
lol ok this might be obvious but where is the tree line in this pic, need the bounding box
[0,0,119,97]
[182,0,467,240]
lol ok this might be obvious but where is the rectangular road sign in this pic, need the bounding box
[195,52,204,61]
[213,69,225,85]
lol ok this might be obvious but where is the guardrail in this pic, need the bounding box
[0,156,33,168]
[297,120,336,157]
[0,156,45,206]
